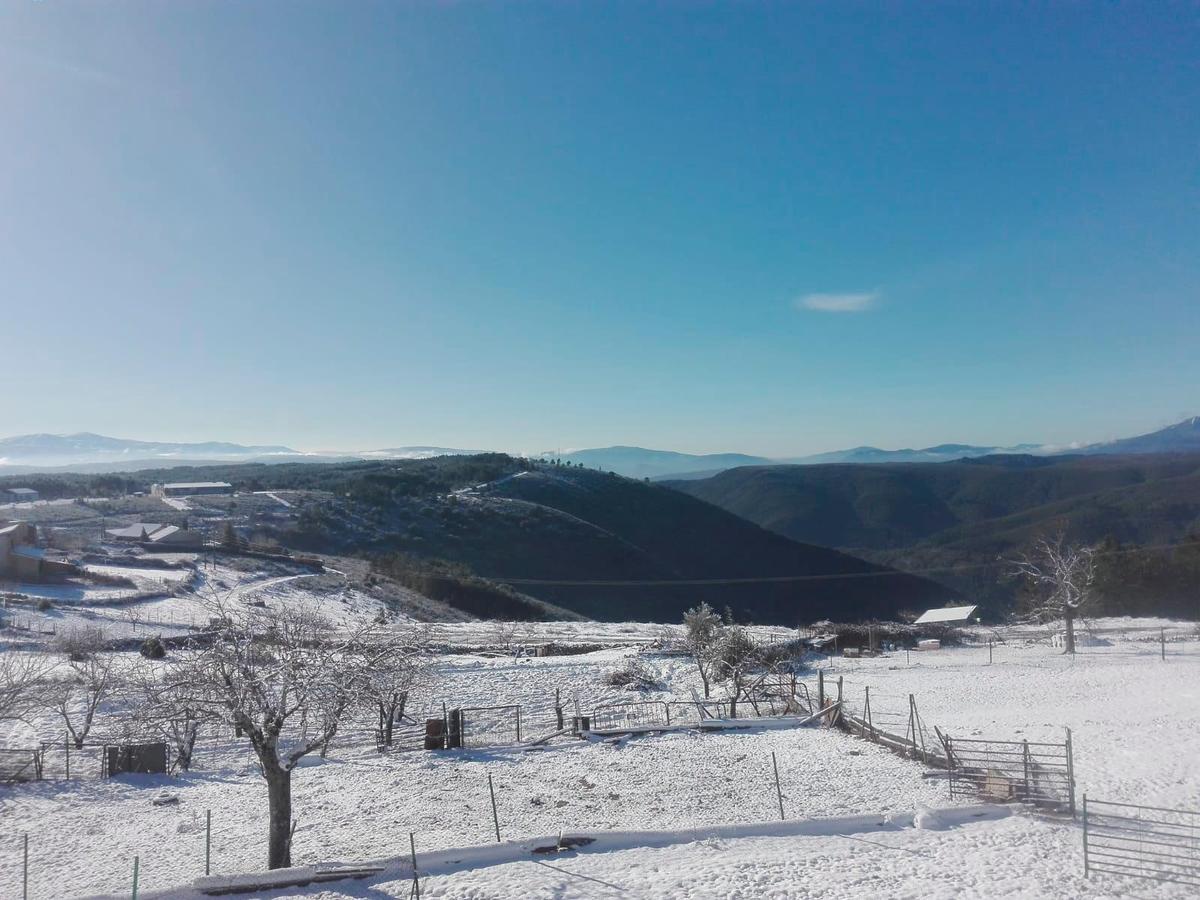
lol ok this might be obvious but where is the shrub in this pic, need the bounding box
[604,657,663,692]
[36,598,54,611]
[139,636,167,659]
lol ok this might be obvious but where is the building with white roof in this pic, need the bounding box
[152,482,233,498]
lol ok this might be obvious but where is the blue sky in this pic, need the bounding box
[1,2,1197,456]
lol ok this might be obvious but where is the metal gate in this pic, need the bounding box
[943,732,1075,815]
[0,749,42,783]
[1084,797,1200,887]
[590,701,669,731]
[458,705,522,747]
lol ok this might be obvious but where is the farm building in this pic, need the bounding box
[106,522,204,549]
[0,522,74,580]
[913,604,979,625]
[2,487,39,503]
[152,482,233,498]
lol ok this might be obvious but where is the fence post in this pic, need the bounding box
[1161,628,1166,661]
[771,751,785,820]
[409,832,420,900]
[1022,739,1031,801]
[205,809,211,876]
[864,686,874,740]
[1081,794,1089,877]
[664,702,671,726]
[131,855,139,900]
[516,707,521,743]
[23,833,28,900]
[487,773,501,842]
[555,689,564,730]
[988,641,993,665]
[1064,727,1076,818]
[817,670,825,710]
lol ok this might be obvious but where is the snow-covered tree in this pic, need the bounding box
[49,629,120,748]
[710,624,762,717]
[168,602,407,869]
[0,653,52,729]
[1008,532,1098,654]
[354,623,430,747]
[682,602,722,698]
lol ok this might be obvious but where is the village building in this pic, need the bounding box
[151,482,233,498]
[2,487,39,503]
[0,522,75,580]
[105,522,204,550]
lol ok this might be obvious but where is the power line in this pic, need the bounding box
[489,540,1198,588]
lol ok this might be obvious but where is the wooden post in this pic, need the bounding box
[555,689,564,730]
[1161,628,1166,661]
[205,809,211,876]
[1022,740,1031,801]
[131,855,139,900]
[22,833,28,900]
[988,641,993,665]
[864,686,874,740]
[771,751,785,821]
[487,773,501,842]
[442,702,449,749]
[409,832,420,900]
[817,670,825,710]
[515,707,521,743]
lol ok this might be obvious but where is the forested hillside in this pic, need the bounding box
[669,454,1200,614]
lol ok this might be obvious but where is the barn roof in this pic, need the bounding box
[913,604,979,625]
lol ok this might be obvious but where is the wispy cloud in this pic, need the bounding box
[795,291,880,313]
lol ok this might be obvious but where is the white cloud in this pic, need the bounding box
[795,291,880,313]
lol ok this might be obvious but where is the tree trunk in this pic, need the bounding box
[1064,606,1076,655]
[265,766,293,870]
[698,664,710,699]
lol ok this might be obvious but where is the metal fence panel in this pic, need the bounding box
[944,734,1075,814]
[1084,797,1200,887]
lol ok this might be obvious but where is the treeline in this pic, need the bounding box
[0,454,533,502]
[1092,535,1200,619]
[370,552,584,622]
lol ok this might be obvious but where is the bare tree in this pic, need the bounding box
[1008,532,1098,654]
[683,602,722,698]
[48,633,120,748]
[710,624,762,718]
[355,624,430,748]
[125,661,206,771]
[0,653,52,728]
[168,601,406,869]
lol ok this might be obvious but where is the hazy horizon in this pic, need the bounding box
[3,4,1197,457]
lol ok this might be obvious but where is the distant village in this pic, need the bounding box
[0,480,235,585]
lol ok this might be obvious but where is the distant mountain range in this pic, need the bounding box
[1,417,1197,477]
[548,418,1200,478]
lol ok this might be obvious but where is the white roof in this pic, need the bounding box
[107,523,163,539]
[146,525,181,542]
[914,605,979,625]
[163,482,232,490]
[5,488,38,495]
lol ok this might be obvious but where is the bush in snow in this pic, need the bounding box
[604,657,663,691]
[139,636,167,659]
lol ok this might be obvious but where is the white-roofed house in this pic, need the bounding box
[912,604,979,625]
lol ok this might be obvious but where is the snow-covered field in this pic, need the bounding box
[1,618,1197,899]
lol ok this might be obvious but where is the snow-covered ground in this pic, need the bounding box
[1,620,1197,899]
